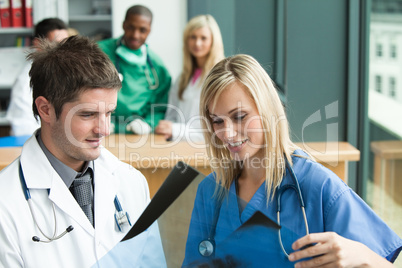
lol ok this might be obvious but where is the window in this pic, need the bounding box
[390,44,397,59]
[389,77,396,98]
[367,3,402,259]
[376,43,383,57]
[375,75,382,93]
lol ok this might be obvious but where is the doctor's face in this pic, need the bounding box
[123,14,151,50]
[49,88,117,171]
[209,83,265,162]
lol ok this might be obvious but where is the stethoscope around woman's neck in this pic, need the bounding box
[198,157,309,258]
[19,161,132,243]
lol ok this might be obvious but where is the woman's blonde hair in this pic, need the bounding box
[178,14,224,100]
[200,54,299,201]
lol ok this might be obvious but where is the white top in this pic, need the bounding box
[0,47,27,90]
[164,75,204,142]
[0,134,166,267]
[6,61,41,136]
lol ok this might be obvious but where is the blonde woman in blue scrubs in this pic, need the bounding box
[183,54,402,267]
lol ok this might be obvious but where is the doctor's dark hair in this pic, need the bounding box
[34,18,68,39]
[125,5,153,23]
[200,54,299,201]
[28,35,121,119]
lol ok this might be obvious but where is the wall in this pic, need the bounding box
[111,0,187,80]
[286,1,348,143]
[188,0,349,143]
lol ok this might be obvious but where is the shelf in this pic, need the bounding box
[0,28,33,34]
[69,15,112,22]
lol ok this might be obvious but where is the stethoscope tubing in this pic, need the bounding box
[19,160,131,243]
[277,158,309,258]
[19,161,74,242]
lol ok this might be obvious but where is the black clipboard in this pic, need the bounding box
[121,161,203,241]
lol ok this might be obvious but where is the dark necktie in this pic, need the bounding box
[70,170,94,226]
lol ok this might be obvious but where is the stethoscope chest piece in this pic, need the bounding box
[199,239,215,257]
[114,210,132,232]
[114,196,132,232]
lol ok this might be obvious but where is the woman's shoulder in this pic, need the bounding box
[199,172,217,185]
[197,172,219,193]
[291,149,348,191]
[291,149,354,217]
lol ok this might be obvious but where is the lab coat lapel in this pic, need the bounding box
[21,135,95,236]
[48,175,95,235]
[93,154,118,237]
[20,135,53,189]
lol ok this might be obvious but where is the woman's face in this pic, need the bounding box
[208,83,265,162]
[187,26,213,61]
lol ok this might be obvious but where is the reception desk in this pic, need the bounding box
[0,134,360,267]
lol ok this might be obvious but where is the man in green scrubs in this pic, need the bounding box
[98,5,171,134]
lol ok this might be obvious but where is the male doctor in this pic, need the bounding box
[98,5,171,134]
[0,36,166,267]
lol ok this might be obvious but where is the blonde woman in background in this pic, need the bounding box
[155,15,224,141]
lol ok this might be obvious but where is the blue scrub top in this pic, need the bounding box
[183,150,402,267]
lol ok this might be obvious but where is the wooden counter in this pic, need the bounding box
[0,135,360,194]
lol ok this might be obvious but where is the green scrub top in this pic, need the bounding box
[98,37,171,133]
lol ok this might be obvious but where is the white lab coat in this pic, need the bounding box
[0,134,166,268]
[5,61,41,136]
[164,76,204,142]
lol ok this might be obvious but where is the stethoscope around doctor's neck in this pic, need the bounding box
[19,161,132,243]
[198,158,310,258]
[115,37,159,90]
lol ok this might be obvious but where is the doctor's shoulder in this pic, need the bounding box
[195,172,224,198]
[97,38,118,59]
[291,149,348,187]
[291,150,356,209]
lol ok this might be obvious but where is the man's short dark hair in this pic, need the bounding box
[34,18,68,39]
[28,35,121,119]
[125,5,153,23]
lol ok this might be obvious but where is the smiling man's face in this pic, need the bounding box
[45,88,117,171]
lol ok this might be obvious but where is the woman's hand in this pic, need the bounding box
[155,120,173,140]
[288,232,394,268]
